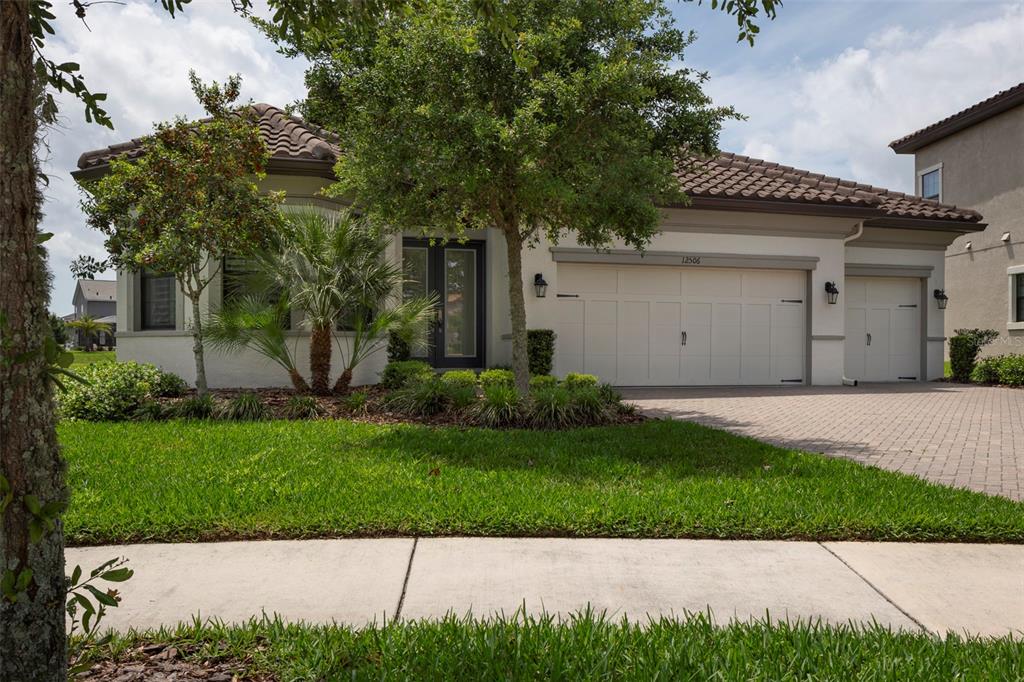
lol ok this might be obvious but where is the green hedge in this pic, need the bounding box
[57,361,185,421]
[971,354,1024,387]
[949,329,999,382]
[380,360,433,389]
[527,329,556,375]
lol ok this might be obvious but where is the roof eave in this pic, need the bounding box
[71,156,337,183]
[673,195,888,219]
[863,216,987,234]
[889,88,1024,153]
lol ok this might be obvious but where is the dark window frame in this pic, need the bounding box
[1015,273,1024,323]
[140,270,176,331]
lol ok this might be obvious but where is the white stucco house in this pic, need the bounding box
[72,104,985,388]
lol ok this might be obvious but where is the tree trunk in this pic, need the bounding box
[189,295,208,396]
[332,367,353,394]
[0,3,69,679]
[289,368,311,393]
[502,226,531,394]
[309,323,332,395]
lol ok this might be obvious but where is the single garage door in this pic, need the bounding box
[844,276,921,382]
[555,263,806,386]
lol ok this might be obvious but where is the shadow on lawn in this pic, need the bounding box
[357,418,845,484]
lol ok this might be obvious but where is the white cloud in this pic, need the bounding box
[708,3,1024,193]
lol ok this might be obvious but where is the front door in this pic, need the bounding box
[402,238,485,368]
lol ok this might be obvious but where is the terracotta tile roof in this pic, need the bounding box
[76,103,341,171]
[676,152,982,223]
[889,82,1024,153]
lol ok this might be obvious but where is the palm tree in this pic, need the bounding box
[215,209,435,394]
[67,314,112,351]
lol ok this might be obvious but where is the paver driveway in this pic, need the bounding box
[623,383,1024,501]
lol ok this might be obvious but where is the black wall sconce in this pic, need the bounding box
[934,289,948,310]
[534,273,548,298]
[824,281,840,305]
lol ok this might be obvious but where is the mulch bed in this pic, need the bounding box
[75,643,271,681]
[157,386,647,429]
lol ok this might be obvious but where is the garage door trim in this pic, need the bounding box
[551,247,819,271]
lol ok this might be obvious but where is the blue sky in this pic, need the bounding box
[43,0,1023,314]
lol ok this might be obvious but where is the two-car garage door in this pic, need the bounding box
[555,264,806,386]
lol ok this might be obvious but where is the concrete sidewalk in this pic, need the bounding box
[67,538,1024,638]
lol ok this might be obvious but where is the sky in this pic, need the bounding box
[42,0,1024,314]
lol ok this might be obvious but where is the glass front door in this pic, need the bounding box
[402,238,485,368]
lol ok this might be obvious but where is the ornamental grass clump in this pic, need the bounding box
[527,385,575,429]
[282,395,323,420]
[216,393,271,421]
[173,394,215,420]
[387,378,451,417]
[473,384,523,427]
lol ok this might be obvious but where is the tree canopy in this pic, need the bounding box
[302,0,739,389]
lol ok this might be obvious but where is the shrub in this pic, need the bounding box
[446,384,478,410]
[174,394,215,420]
[131,400,170,422]
[155,371,188,398]
[440,370,478,390]
[479,368,514,388]
[380,360,433,389]
[596,383,622,404]
[527,329,556,375]
[997,355,1024,386]
[216,393,271,421]
[282,395,323,420]
[976,354,1024,387]
[341,390,370,414]
[529,374,558,390]
[569,385,610,425]
[527,386,574,429]
[387,378,450,416]
[473,384,523,427]
[387,331,411,362]
[563,372,598,389]
[58,361,179,421]
[949,329,999,382]
[971,357,1002,384]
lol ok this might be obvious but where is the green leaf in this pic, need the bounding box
[24,494,41,515]
[70,564,83,585]
[84,583,119,607]
[101,568,134,582]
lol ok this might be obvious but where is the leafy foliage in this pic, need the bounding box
[340,390,370,414]
[528,374,558,390]
[66,314,112,349]
[479,369,515,389]
[563,372,598,389]
[949,329,999,382]
[56,361,184,421]
[69,254,109,280]
[527,329,555,376]
[65,557,133,674]
[305,0,740,392]
[527,385,574,429]
[971,354,1024,387]
[48,312,67,345]
[440,370,478,390]
[380,360,433,389]
[387,330,412,361]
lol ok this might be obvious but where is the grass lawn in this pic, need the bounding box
[944,360,952,378]
[70,350,116,369]
[60,419,1024,545]
[81,614,1024,680]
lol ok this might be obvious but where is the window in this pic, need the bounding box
[1015,274,1024,323]
[918,165,941,201]
[222,255,257,304]
[140,271,175,330]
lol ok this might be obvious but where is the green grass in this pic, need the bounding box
[944,360,952,378]
[84,613,1024,680]
[69,350,116,368]
[59,419,1024,545]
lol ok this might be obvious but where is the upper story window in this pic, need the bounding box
[918,164,942,201]
[140,270,176,330]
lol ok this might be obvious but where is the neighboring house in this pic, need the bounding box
[73,104,985,388]
[890,82,1024,358]
[67,279,117,349]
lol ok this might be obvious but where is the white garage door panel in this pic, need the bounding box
[845,276,921,382]
[554,264,806,386]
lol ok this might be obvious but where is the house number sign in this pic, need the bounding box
[680,256,702,265]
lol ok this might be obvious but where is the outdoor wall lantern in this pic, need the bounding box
[534,273,549,298]
[824,281,840,305]
[934,289,948,310]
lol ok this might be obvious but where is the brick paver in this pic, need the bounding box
[623,383,1024,501]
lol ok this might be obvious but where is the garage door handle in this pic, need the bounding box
[866,333,872,346]
[681,331,687,346]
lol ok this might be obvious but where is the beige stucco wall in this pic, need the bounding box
[912,106,1024,356]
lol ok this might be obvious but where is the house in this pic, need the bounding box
[72,104,986,388]
[67,279,117,349]
[890,82,1024,358]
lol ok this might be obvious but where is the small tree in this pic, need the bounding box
[66,314,111,350]
[48,313,67,346]
[81,72,286,395]
[306,0,739,392]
